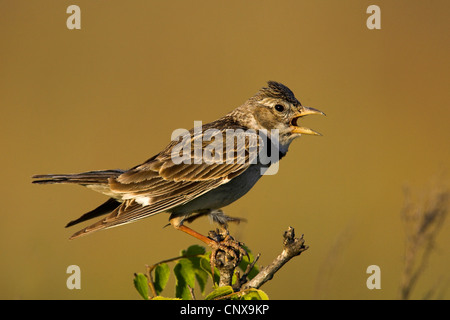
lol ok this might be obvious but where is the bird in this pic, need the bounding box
[32,81,325,248]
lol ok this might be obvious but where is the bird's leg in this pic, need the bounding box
[170,217,217,246]
[169,215,247,280]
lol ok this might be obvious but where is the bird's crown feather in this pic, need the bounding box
[254,81,300,106]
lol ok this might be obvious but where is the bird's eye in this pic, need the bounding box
[274,104,285,112]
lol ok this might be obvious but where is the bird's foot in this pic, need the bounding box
[207,228,247,277]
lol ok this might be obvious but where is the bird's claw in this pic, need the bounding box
[207,229,247,275]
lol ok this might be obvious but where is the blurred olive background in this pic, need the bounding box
[1,1,449,300]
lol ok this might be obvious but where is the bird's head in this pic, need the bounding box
[235,81,326,149]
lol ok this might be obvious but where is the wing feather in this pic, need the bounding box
[71,123,263,238]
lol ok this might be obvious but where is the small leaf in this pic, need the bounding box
[205,285,234,300]
[154,263,170,295]
[151,296,182,300]
[133,273,149,300]
[193,264,208,295]
[174,259,196,300]
[179,245,209,294]
[199,255,213,275]
[241,289,269,300]
[257,289,269,300]
[181,245,206,256]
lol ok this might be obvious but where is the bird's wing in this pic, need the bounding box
[70,127,262,239]
[111,126,261,199]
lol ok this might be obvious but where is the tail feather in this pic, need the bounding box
[32,169,127,239]
[65,198,121,228]
[32,170,124,185]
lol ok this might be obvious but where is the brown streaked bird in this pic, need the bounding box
[32,81,325,246]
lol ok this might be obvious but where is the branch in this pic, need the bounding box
[208,226,308,292]
[241,227,308,290]
[207,228,247,287]
[135,226,309,299]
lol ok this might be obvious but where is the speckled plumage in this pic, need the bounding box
[32,81,325,240]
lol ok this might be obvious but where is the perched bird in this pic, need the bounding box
[32,81,325,247]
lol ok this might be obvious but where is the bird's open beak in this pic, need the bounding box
[290,106,326,136]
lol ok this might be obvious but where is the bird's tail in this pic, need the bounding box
[32,170,125,232]
[32,170,124,185]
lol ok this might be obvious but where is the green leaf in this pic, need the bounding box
[205,285,234,300]
[199,255,213,275]
[154,263,170,295]
[174,258,196,299]
[151,296,182,300]
[193,261,208,295]
[133,273,149,300]
[241,288,269,300]
[179,245,209,294]
[257,289,269,300]
[181,244,206,256]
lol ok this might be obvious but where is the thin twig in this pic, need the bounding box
[242,227,308,290]
[232,253,261,291]
[188,285,196,300]
[399,181,449,299]
[145,265,157,297]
